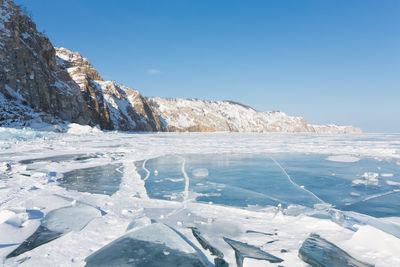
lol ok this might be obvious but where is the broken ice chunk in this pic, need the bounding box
[352,172,379,186]
[85,223,208,266]
[6,225,63,258]
[298,233,373,267]
[7,204,101,258]
[191,228,229,267]
[223,237,283,267]
[192,168,209,178]
[191,227,224,258]
[42,205,102,233]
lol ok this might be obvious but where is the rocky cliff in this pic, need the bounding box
[0,0,362,134]
[0,0,90,126]
[55,47,163,131]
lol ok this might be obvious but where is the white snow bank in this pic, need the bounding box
[342,225,400,267]
[0,210,17,224]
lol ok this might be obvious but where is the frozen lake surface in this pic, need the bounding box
[1,128,400,266]
[137,153,400,218]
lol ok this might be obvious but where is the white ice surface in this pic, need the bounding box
[0,130,400,266]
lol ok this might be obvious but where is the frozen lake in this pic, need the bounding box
[137,153,400,217]
[1,128,400,266]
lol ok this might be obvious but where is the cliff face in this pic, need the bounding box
[0,0,362,134]
[0,0,90,125]
[55,47,163,131]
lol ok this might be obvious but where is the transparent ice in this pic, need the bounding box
[299,233,373,267]
[137,153,400,217]
[58,164,123,196]
[85,223,210,267]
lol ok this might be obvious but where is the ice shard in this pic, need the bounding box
[6,225,63,258]
[191,228,223,258]
[223,237,283,267]
[7,204,102,258]
[191,228,228,267]
[298,233,374,267]
[85,223,209,267]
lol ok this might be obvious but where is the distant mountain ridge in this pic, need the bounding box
[0,0,361,133]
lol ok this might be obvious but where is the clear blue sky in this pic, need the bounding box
[15,0,400,132]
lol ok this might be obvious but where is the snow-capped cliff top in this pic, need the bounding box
[148,97,361,133]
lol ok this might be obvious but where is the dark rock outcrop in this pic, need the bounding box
[0,0,90,125]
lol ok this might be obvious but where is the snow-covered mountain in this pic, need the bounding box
[0,0,361,133]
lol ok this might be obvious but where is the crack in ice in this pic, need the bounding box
[164,157,191,219]
[181,157,190,208]
[363,189,400,202]
[345,189,400,207]
[142,159,150,181]
[209,181,291,206]
[269,156,325,204]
